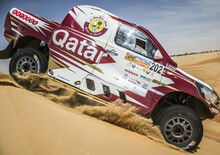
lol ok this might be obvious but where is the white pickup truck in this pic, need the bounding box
[0,5,219,150]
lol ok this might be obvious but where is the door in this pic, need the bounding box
[100,23,164,109]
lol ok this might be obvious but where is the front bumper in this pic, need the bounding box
[209,100,220,115]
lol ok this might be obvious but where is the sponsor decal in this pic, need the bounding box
[12,9,38,25]
[166,63,176,72]
[10,8,52,36]
[106,49,118,56]
[146,70,151,74]
[57,74,70,82]
[125,53,151,68]
[143,68,151,75]
[126,62,142,71]
[131,64,136,68]
[149,62,164,74]
[124,69,138,77]
[129,79,140,85]
[52,29,109,64]
[123,73,141,85]
[142,83,149,89]
[140,75,151,82]
[123,73,128,79]
[139,75,151,89]
[131,86,146,96]
[84,17,108,37]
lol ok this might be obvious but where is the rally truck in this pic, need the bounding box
[0,5,219,150]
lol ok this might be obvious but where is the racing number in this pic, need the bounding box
[149,62,164,74]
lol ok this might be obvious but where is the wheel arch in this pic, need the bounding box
[151,91,213,122]
[14,36,41,50]
[4,35,50,60]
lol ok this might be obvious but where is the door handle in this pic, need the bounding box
[106,49,118,56]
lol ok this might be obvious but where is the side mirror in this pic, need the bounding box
[154,50,163,60]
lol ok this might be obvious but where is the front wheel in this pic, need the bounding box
[159,105,203,151]
[9,48,48,75]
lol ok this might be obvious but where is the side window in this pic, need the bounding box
[115,24,157,59]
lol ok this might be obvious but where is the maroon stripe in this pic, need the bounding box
[52,55,77,73]
[54,62,65,68]
[51,55,68,68]
[51,51,90,74]
[76,6,87,15]
[10,15,31,29]
[53,47,85,65]
[23,10,56,28]
[95,94,119,102]
[71,8,77,15]
[123,90,148,108]
[65,24,94,42]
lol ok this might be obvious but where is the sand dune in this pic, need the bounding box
[0,51,220,155]
[0,86,182,155]
[0,73,167,142]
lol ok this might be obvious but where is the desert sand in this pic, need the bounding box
[0,51,220,155]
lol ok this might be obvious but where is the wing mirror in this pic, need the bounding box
[154,50,163,60]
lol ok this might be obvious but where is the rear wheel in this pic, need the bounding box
[9,48,48,75]
[159,105,203,151]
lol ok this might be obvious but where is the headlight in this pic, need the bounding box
[195,81,219,104]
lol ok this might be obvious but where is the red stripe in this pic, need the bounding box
[76,6,86,15]
[10,15,30,29]
[52,55,77,73]
[95,94,119,103]
[51,51,90,74]
[65,23,94,42]
[123,90,148,108]
[51,55,68,68]
[64,14,83,32]
[53,47,85,65]
[24,10,57,28]
[71,8,77,15]
[54,62,65,68]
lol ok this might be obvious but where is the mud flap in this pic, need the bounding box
[0,41,14,59]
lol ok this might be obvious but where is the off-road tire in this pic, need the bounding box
[159,105,203,151]
[9,48,48,75]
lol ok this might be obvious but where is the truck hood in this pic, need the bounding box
[176,68,213,91]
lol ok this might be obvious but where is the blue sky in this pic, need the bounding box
[0,0,220,54]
